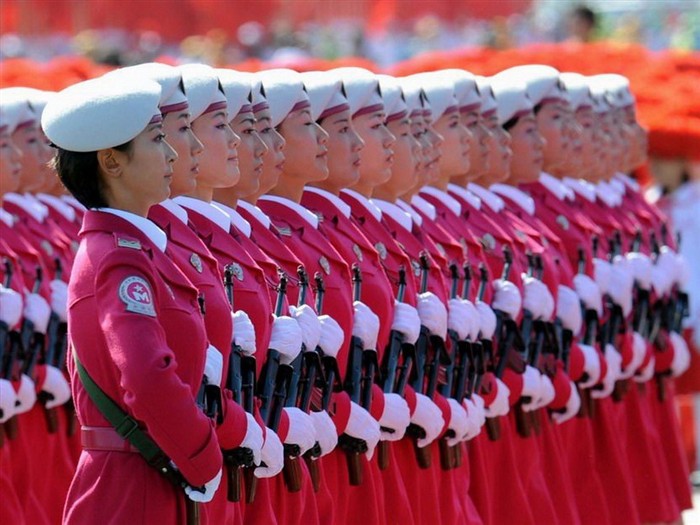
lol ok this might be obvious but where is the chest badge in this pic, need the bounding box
[119,276,156,317]
[190,253,203,273]
[436,243,446,257]
[480,233,496,251]
[411,259,421,277]
[374,242,387,260]
[352,243,363,262]
[40,240,54,256]
[556,214,570,231]
[319,256,331,275]
[230,262,244,281]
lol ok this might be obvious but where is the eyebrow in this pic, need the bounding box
[240,117,256,125]
[147,123,164,132]
[333,117,349,125]
[177,112,191,120]
[213,111,227,120]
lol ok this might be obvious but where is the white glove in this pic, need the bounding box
[484,378,510,417]
[578,343,602,388]
[651,248,677,297]
[536,375,556,409]
[634,354,655,384]
[417,292,448,338]
[282,407,316,456]
[625,252,653,291]
[619,331,646,380]
[520,365,543,411]
[446,398,470,445]
[269,315,303,365]
[391,301,421,344]
[0,286,23,328]
[345,401,381,459]
[522,276,554,321]
[492,279,522,319]
[353,301,379,350]
[0,378,18,423]
[255,428,284,478]
[551,383,581,425]
[24,293,51,334]
[184,468,222,503]
[14,374,37,415]
[203,345,223,387]
[675,252,691,290]
[609,257,634,317]
[378,393,410,441]
[573,274,603,316]
[670,331,691,377]
[462,396,484,441]
[240,412,264,466]
[448,298,476,341]
[593,258,612,296]
[49,279,68,323]
[557,285,583,334]
[318,315,344,358]
[41,365,71,409]
[411,393,444,448]
[591,343,622,399]
[471,394,487,428]
[289,304,322,351]
[232,310,257,356]
[309,410,337,456]
[475,301,497,339]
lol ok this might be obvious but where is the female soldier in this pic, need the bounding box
[42,76,224,524]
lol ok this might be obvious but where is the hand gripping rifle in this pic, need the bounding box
[338,264,368,486]
[222,265,256,503]
[377,266,410,470]
[247,271,289,503]
[575,248,596,418]
[602,232,626,403]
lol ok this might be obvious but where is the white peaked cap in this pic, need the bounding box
[441,69,481,110]
[560,72,594,111]
[103,62,187,112]
[229,71,268,111]
[399,78,427,115]
[489,75,533,126]
[178,63,227,121]
[256,69,309,127]
[375,74,408,120]
[586,75,615,114]
[588,74,635,109]
[475,76,498,115]
[0,89,36,133]
[495,65,565,107]
[301,71,349,121]
[404,72,458,121]
[42,77,161,152]
[328,67,383,117]
[216,69,253,119]
[2,87,55,120]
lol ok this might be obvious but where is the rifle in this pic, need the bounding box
[247,271,289,503]
[377,266,409,470]
[338,264,366,486]
[576,248,596,418]
[222,265,256,503]
[0,259,13,446]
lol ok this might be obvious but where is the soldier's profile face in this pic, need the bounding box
[162,110,202,197]
[277,108,329,183]
[191,108,241,190]
[0,129,22,195]
[320,108,364,191]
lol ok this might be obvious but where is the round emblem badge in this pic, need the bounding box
[190,253,203,273]
[556,214,570,230]
[231,262,244,281]
[352,243,363,262]
[319,256,331,275]
[119,276,156,317]
[480,233,496,251]
[375,242,387,260]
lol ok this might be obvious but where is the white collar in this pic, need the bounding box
[614,172,640,192]
[36,193,76,222]
[595,181,621,207]
[158,198,189,224]
[174,196,232,234]
[421,186,462,216]
[3,193,47,223]
[213,201,252,238]
[0,208,14,227]
[258,194,319,229]
[562,177,597,202]
[490,183,535,215]
[238,200,271,229]
[61,194,87,211]
[97,208,167,252]
[372,198,413,232]
[341,188,383,221]
[409,195,435,221]
[448,183,481,210]
[304,186,351,219]
[398,199,424,226]
[467,183,504,212]
[538,172,574,201]
[609,176,626,196]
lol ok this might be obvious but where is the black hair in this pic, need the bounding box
[503,115,520,131]
[50,141,132,209]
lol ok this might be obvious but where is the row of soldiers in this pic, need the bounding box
[0,61,693,525]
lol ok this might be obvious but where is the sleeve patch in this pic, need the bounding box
[119,276,156,317]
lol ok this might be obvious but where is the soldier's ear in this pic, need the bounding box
[96,149,123,178]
